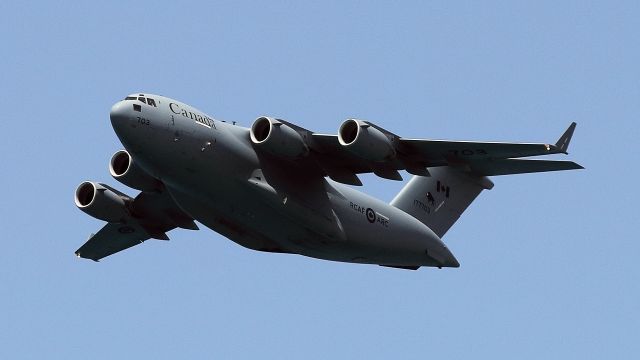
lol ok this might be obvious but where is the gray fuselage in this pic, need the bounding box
[109,94,459,268]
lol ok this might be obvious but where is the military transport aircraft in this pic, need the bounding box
[74,93,582,270]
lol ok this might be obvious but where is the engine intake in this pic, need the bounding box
[110,150,161,192]
[75,181,131,223]
[250,117,308,158]
[338,119,395,161]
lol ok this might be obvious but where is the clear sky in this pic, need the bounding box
[1,1,638,359]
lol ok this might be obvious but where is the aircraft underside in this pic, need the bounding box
[165,180,443,268]
[73,93,582,270]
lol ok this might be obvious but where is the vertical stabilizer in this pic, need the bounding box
[391,167,493,237]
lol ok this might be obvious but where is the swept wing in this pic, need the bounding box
[299,122,582,184]
[75,188,198,261]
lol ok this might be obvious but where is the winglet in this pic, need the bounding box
[554,122,577,154]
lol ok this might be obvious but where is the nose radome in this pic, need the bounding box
[110,101,129,126]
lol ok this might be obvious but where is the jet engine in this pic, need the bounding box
[109,150,161,192]
[74,181,132,223]
[250,117,309,158]
[338,119,395,161]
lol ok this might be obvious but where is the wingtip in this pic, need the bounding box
[555,122,577,154]
[75,251,100,262]
[565,161,585,170]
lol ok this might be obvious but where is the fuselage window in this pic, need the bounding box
[133,104,142,112]
[146,98,157,107]
[124,96,136,100]
[138,97,146,104]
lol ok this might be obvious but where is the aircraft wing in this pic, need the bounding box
[399,139,557,161]
[467,159,583,176]
[302,122,580,184]
[75,222,154,261]
[75,189,198,261]
[309,134,392,184]
[399,121,577,161]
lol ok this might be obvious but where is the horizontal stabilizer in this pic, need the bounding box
[469,159,583,176]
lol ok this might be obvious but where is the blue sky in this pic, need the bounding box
[1,1,638,358]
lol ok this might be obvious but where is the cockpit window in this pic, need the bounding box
[124,95,157,107]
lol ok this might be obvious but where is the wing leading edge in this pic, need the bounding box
[305,122,582,184]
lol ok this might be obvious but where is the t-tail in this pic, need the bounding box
[391,122,582,238]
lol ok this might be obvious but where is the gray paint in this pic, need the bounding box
[74,93,582,269]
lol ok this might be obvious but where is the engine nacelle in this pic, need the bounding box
[109,150,161,192]
[75,181,132,223]
[250,117,309,158]
[338,119,395,161]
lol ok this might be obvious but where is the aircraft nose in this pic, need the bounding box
[110,101,129,126]
[109,100,140,149]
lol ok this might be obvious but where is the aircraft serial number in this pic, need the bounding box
[448,149,488,157]
[136,116,150,126]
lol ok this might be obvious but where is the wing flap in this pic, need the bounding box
[469,159,584,176]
